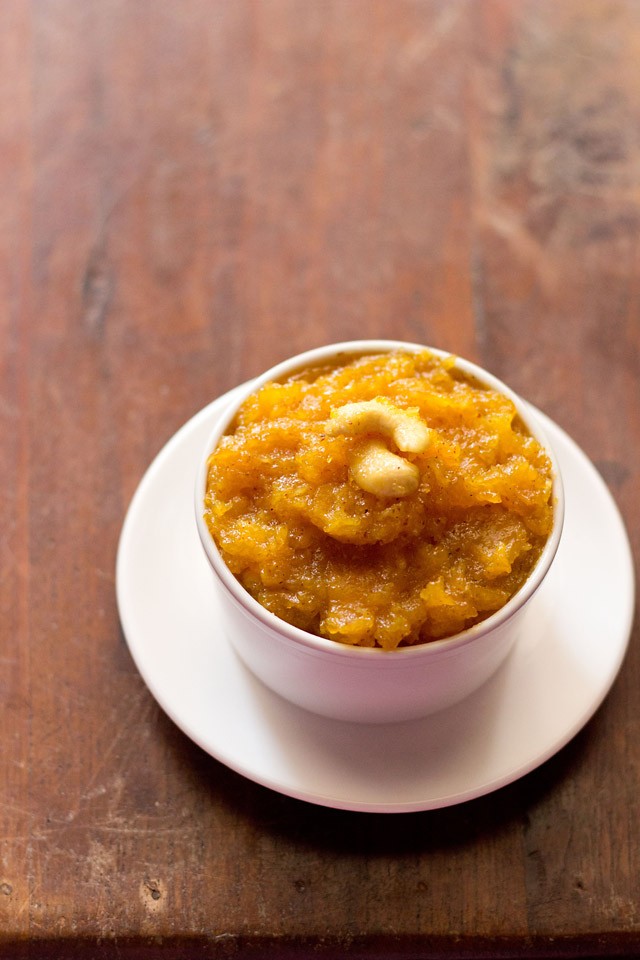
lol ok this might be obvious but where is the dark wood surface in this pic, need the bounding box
[2,1,639,957]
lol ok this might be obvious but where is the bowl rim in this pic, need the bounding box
[194,339,565,660]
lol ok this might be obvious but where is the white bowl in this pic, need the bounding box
[195,340,564,723]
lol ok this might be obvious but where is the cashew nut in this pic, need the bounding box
[349,440,420,497]
[327,399,430,453]
[326,399,429,498]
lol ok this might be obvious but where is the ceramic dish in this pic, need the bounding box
[195,342,564,722]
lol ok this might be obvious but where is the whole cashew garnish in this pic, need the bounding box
[327,399,431,453]
[349,440,420,497]
[327,399,430,497]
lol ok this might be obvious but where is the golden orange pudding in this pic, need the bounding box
[203,350,554,650]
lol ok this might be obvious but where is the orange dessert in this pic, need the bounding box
[203,350,554,649]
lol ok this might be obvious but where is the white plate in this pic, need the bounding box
[116,390,635,813]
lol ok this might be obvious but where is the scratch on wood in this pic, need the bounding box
[76,692,152,802]
[483,204,559,288]
[81,241,113,337]
[86,838,116,887]
[399,3,462,71]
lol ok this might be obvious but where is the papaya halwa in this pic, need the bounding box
[204,350,554,650]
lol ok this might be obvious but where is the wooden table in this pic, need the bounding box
[2,1,639,956]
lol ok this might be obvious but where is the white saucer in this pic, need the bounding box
[116,390,635,813]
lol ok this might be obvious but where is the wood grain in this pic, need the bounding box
[1,0,639,956]
[0,0,33,943]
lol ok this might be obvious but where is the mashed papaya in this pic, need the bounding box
[204,350,554,649]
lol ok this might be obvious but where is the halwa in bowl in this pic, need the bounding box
[195,341,564,722]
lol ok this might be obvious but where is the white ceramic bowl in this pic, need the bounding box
[195,340,564,723]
